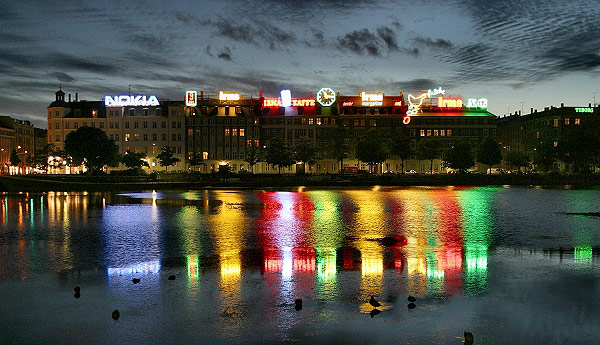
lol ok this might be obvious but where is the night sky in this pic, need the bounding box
[1,0,599,128]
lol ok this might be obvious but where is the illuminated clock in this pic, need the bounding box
[317,87,336,107]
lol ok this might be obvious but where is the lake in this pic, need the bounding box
[1,187,600,344]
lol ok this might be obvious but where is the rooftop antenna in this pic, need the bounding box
[129,85,131,97]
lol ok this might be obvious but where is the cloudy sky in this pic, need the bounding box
[1,0,599,128]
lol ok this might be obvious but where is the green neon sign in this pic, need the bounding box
[575,108,593,113]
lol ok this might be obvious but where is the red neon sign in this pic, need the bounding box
[263,99,315,107]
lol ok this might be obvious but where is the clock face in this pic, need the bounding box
[317,87,336,107]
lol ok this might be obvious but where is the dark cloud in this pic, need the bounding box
[50,72,75,83]
[304,29,327,48]
[376,26,399,51]
[0,49,120,75]
[411,37,453,49]
[389,78,441,94]
[211,19,297,49]
[218,47,233,61]
[336,29,383,57]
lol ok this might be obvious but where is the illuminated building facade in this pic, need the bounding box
[0,116,46,174]
[497,104,600,172]
[47,89,185,172]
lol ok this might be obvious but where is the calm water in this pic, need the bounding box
[1,187,600,344]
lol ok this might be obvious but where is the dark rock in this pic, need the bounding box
[132,278,140,284]
[74,292,80,299]
[407,295,416,302]
[407,302,416,309]
[74,286,80,293]
[112,309,120,320]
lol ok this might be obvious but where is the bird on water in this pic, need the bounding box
[369,296,381,308]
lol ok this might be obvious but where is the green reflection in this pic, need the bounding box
[316,248,338,299]
[574,246,593,262]
[426,250,444,295]
[187,254,200,286]
[460,188,498,296]
[310,191,344,249]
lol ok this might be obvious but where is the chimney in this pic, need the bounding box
[535,109,537,113]
[200,91,204,100]
[75,93,78,102]
[561,103,564,108]
[69,94,71,102]
[530,107,533,113]
[589,103,592,107]
[519,110,521,115]
[259,90,263,99]
[544,107,549,111]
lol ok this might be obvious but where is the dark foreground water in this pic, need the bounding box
[1,187,600,344]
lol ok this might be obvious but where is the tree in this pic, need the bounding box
[187,152,204,172]
[10,149,21,167]
[556,127,600,173]
[265,136,295,174]
[416,138,441,174]
[443,141,474,172]
[355,129,388,173]
[533,143,557,172]
[293,137,317,174]
[122,150,149,170]
[244,144,262,173]
[477,136,502,174]
[328,127,350,173]
[156,146,180,172]
[32,144,56,172]
[504,151,530,171]
[64,126,120,173]
[390,135,413,173]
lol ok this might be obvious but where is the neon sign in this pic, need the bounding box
[186,91,197,106]
[105,94,159,107]
[280,90,292,107]
[219,91,240,101]
[361,92,383,106]
[466,98,488,109]
[316,87,336,107]
[342,101,354,106]
[438,97,463,108]
[263,99,315,107]
[407,87,445,115]
[575,107,593,113]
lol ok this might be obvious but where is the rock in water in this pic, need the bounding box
[74,286,80,293]
[132,278,140,284]
[464,331,474,344]
[168,275,176,280]
[295,299,302,311]
[407,302,416,309]
[74,292,80,299]
[407,295,416,302]
[370,309,381,318]
[369,296,381,308]
[112,309,120,320]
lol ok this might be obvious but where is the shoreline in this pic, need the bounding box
[2,174,600,192]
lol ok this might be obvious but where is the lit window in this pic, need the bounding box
[233,128,238,136]
[440,130,445,136]
[134,133,139,141]
[308,118,314,125]
[420,130,425,136]
[152,146,157,154]
[203,152,208,160]
[225,128,230,136]
[240,129,245,136]
[565,118,570,125]
[553,141,558,147]
[575,118,581,125]
[447,130,452,136]
[125,133,130,142]
[427,130,432,136]
[553,118,559,127]
[433,130,439,136]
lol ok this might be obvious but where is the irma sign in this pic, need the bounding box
[105,94,159,107]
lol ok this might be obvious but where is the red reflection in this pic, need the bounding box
[293,247,316,273]
[263,247,282,274]
[343,248,355,270]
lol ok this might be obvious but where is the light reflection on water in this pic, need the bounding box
[2,188,600,342]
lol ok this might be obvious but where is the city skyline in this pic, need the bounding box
[1,0,599,128]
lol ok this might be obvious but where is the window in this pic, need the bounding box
[554,141,558,147]
[55,123,60,129]
[143,122,148,128]
[114,134,119,141]
[420,130,425,137]
[115,122,119,129]
[162,134,167,141]
[235,107,242,114]
[316,118,322,125]
[483,129,489,136]
[178,134,182,141]
[152,134,157,141]
[178,122,182,128]
[447,129,452,136]
[575,118,581,125]
[172,134,177,141]
[125,122,129,129]
[152,146,158,154]
[172,121,177,128]
[143,134,148,141]
[55,135,60,142]
[125,133,130,142]
[91,122,96,128]
[162,122,167,128]
[177,147,182,154]
[427,130,432,136]
[152,122,157,128]
[109,122,114,129]
[203,152,208,160]
[565,118,570,125]
[100,122,104,129]
[134,133,139,141]
[553,118,559,127]
[433,130,439,136]
[232,128,238,136]
[134,122,139,128]
[143,110,148,116]
[65,123,70,129]
[225,128,230,136]
[240,129,245,136]
[440,129,445,136]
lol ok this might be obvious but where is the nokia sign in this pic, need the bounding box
[104,94,160,107]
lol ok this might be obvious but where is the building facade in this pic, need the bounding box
[497,104,600,172]
[0,116,46,174]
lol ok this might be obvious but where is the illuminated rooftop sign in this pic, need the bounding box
[361,92,383,106]
[219,91,240,101]
[467,98,488,109]
[316,87,336,107]
[342,101,354,107]
[575,107,593,113]
[263,98,315,107]
[438,97,463,108]
[281,90,292,107]
[186,91,197,106]
[407,87,445,115]
[105,94,159,107]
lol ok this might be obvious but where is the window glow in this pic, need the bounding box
[360,92,383,106]
[316,87,336,107]
[280,89,292,107]
[219,91,240,101]
[104,94,159,107]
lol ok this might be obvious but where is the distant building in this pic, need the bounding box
[0,115,46,174]
[497,104,600,172]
